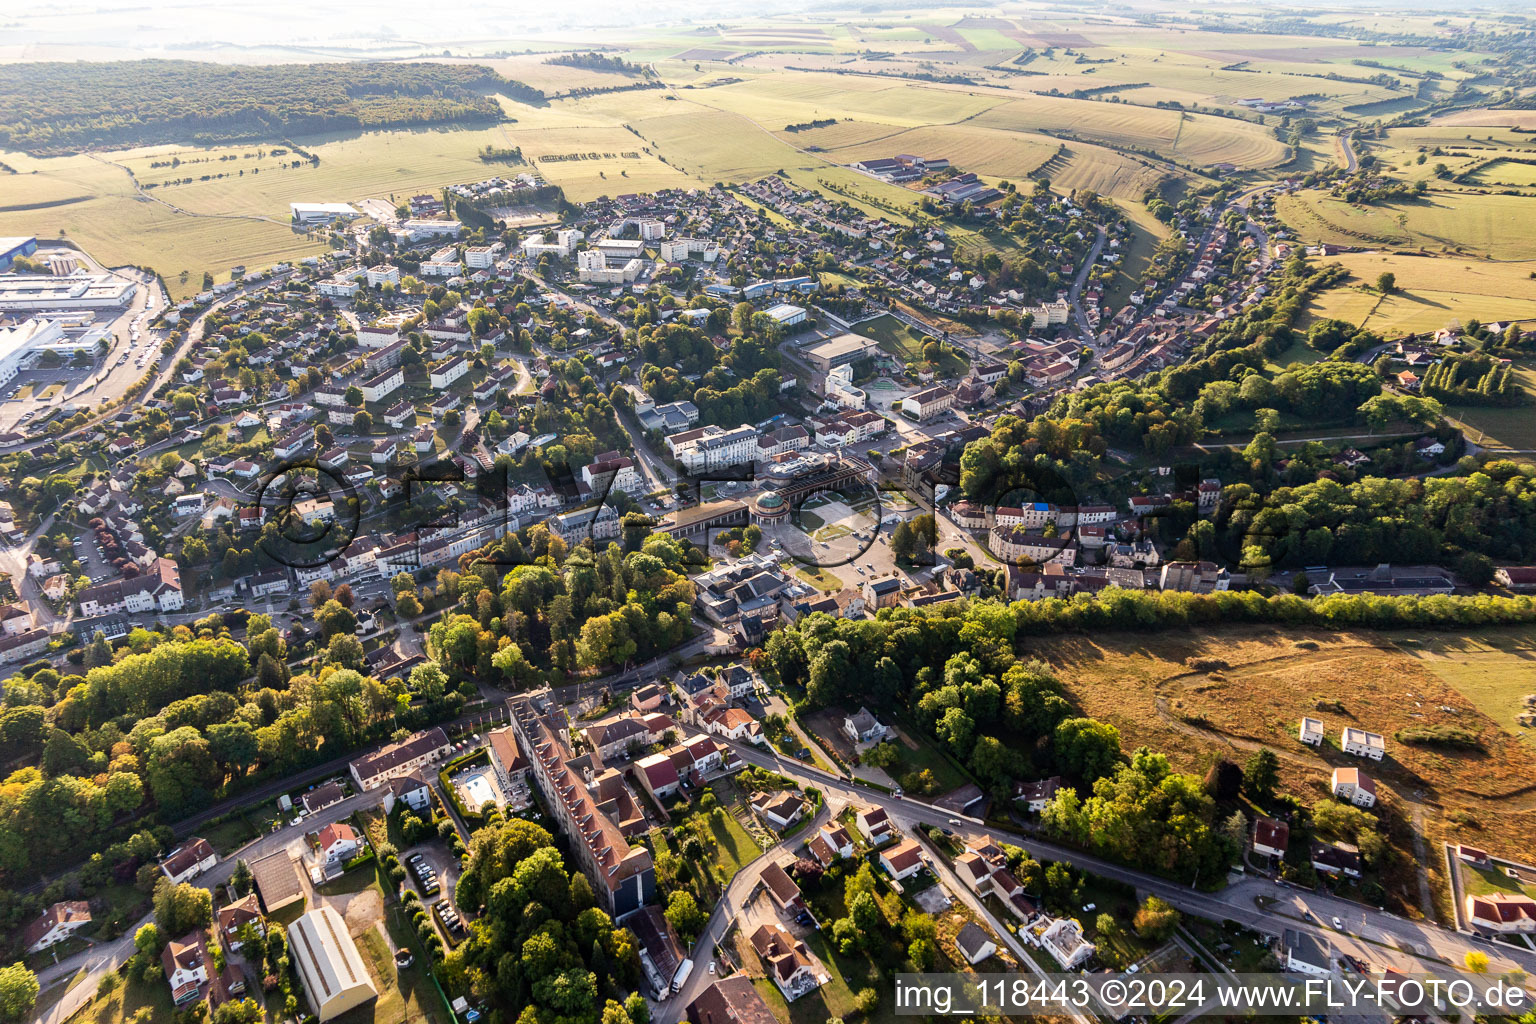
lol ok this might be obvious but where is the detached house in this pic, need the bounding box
[878,838,924,881]
[162,838,217,884]
[22,901,92,953]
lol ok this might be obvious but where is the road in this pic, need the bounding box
[722,742,1536,980]
[1339,129,1359,173]
[1067,226,1106,342]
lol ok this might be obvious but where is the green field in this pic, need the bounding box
[1304,251,1536,337]
[1278,190,1536,261]
[1398,630,1536,750]
[852,313,969,376]
[1461,861,1536,899]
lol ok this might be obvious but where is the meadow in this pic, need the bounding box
[1277,189,1536,261]
[1303,251,1536,337]
[1442,361,1536,452]
[1025,624,1536,912]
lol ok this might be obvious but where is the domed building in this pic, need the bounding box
[750,489,790,525]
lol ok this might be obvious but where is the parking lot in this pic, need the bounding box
[402,840,465,943]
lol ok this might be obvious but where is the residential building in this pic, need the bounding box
[749,924,825,1001]
[78,557,184,617]
[349,728,450,791]
[686,978,777,1024]
[218,893,264,951]
[879,838,924,881]
[752,790,807,830]
[162,931,210,1007]
[900,386,954,423]
[1341,727,1385,760]
[1464,893,1536,935]
[22,901,92,953]
[429,356,469,389]
[1252,817,1289,859]
[361,367,404,403]
[1039,918,1094,969]
[1311,841,1362,878]
[842,707,888,745]
[954,922,997,965]
[507,690,656,916]
[1331,767,1377,808]
[162,838,217,884]
[760,861,805,915]
[1299,717,1324,747]
[1282,929,1332,976]
[668,423,759,473]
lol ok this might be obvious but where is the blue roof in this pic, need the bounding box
[1031,502,1051,511]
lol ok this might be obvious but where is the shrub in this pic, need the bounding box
[1395,725,1482,749]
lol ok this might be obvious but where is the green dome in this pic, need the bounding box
[757,490,785,509]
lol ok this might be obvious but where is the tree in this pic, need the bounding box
[1243,748,1279,800]
[1376,272,1396,295]
[211,1000,264,1024]
[1132,896,1180,940]
[664,890,703,941]
[908,937,938,971]
[1202,759,1243,801]
[1053,717,1121,783]
[0,963,38,1024]
[153,878,213,936]
[1464,951,1489,973]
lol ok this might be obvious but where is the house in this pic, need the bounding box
[1013,776,1062,812]
[1252,817,1289,859]
[1495,567,1536,591]
[162,931,210,1007]
[855,806,895,845]
[1311,840,1362,878]
[686,977,777,1024]
[316,822,362,868]
[1282,928,1332,976]
[162,838,217,883]
[878,838,924,881]
[1341,727,1385,760]
[842,707,888,745]
[349,728,450,791]
[22,900,92,953]
[1299,717,1324,747]
[1456,844,1491,868]
[752,790,807,830]
[750,924,825,1001]
[301,781,346,815]
[1039,917,1095,969]
[1464,892,1536,935]
[817,823,854,860]
[954,922,997,965]
[760,860,805,914]
[78,557,185,617]
[1414,436,1446,459]
[217,892,264,950]
[1331,767,1377,809]
[382,770,434,816]
[635,753,681,803]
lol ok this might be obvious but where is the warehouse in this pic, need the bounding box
[0,237,37,272]
[0,273,137,312]
[290,203,359,224]
[288,906,378,1021]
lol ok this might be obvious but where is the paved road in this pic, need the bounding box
[721,741,1536,979]
[1067,226,1106,341]
[1339,129,1359,173]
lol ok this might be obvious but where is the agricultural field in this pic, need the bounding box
[1397,631,1536,753]
[1024,625,1536,902]
[1303,251,1536,337]
[1276,189,1536,261]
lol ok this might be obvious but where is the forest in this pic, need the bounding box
[0,61,527,154]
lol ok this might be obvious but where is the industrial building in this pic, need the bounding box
[0,237,38,272]
[801,332,879,373]
[288,906,378,1021]
[0,317,113,386]
[0,273,137,312]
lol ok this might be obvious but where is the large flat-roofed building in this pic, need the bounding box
[802,332,879,373]
[0,273,136,311]
[288,906,379,1021]
[507,690,656,917]
[290,203,359,224]
[0,316,112,386]
[0,237,38,272]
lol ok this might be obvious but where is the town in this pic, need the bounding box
[3,8,1536,1024]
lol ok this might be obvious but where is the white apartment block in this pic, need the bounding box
[522,229,583,259]
[464,245,497,269]
[361,367,405,403]
[365,265,400,288]
[429,356,469,390]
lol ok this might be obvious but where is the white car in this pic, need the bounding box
[1332,916,1343,930]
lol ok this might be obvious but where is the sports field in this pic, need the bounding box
[1303,251,1536,337]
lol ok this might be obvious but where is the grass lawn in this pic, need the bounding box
[341,922,450,1024]
[1461,862,1536,899]
[794,565,843,591]
[708,807,765,879]
[852,314,969,377]
[1396,629,1536,751]
[202,814,260,857]
[882,724,972,796]
[1265,337,1327,371]
[65,970,177,1024]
